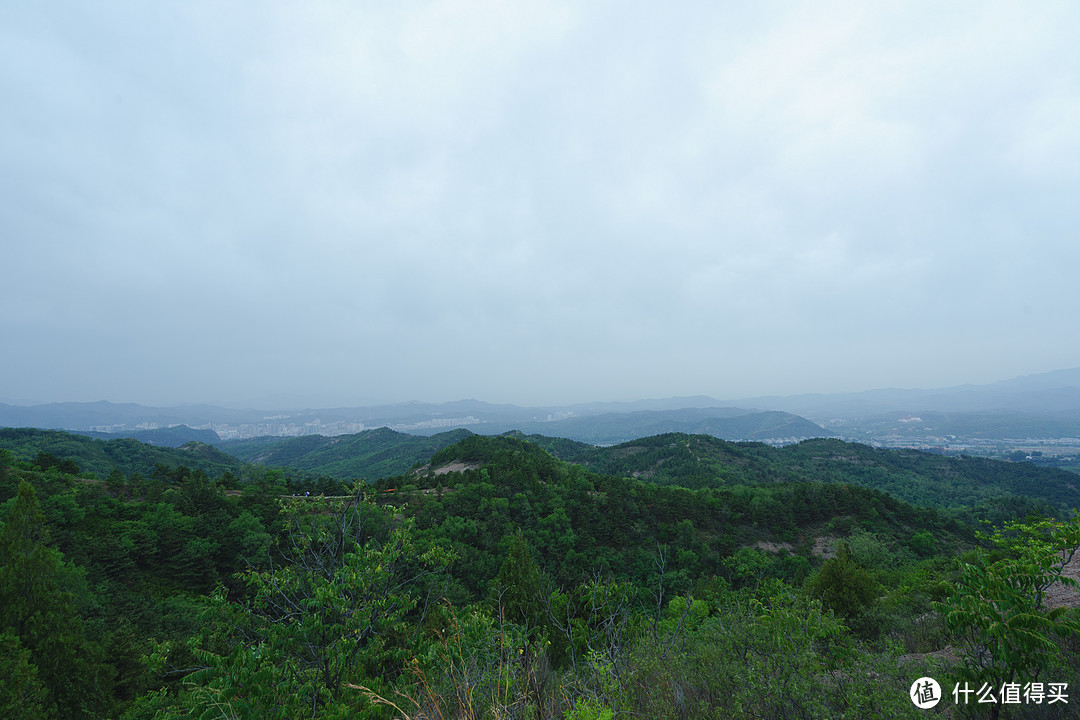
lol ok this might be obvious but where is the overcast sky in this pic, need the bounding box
[2,1,1079,408]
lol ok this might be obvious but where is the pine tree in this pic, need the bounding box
[805,542,877,619]
[0,632,48,720]
[0,481,108,718]
[491,532,544,632]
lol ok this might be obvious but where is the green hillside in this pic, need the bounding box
[510,431,1080,517]
[76,424,221,447]
[748,438,1080,512]
[1,428,1078,719]
[520,431,764,482]
[218,427,473,479]
[0,427,245,479]
[387,434,969,592]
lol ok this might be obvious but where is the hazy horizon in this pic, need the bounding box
[3,364,1077,411]
[4,3,1078,408]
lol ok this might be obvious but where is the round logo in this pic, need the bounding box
[910,677,942,709]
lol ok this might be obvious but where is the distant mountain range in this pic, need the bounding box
[4,366,1080,446]
[736,367,1080,420]
[454,408,832,445]
[0,399,832,446]
[0,400,260,430]
[731,367,1080,443]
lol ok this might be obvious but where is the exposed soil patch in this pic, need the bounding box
[1044,551,1080,609]
[812,535,839,559]
[899,645,960,668]
[432,461,482,476]
[755,541,794,554]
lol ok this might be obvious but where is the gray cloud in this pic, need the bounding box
[3,1,1079,407]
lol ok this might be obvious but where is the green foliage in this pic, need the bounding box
[518,431,1080,516]
[427,433,562,474]
[547,432,754,489]
[806,543,879,620]
[490,532,544,632]
[622,582,926,719]
[936,516,1080,696]
[34,451,80,474]
[564,698,614,720]
[221,427,473,481]
[908,530,937,558]
[0,632,49,720]
[0,481,110,718]
[0,428,245,480]
[382,602,547,720]
[2,424,1070,718]
[772,439,1080,514]
[387,433,963,613]
[226,510,272,565]
[169,489,451,718]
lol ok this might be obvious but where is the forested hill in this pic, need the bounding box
[210,408,831,477]
[2,424,1079,718]
[507,431,1080,515]
[76,424,221,447]
[378,433,968,594]
[750,438,1080,512]
[0,427,244,478]
[6,425,1073,520]
[0,426,474,484]
[219,427,473,480]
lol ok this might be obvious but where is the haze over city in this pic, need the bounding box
[3,2,1079,408]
